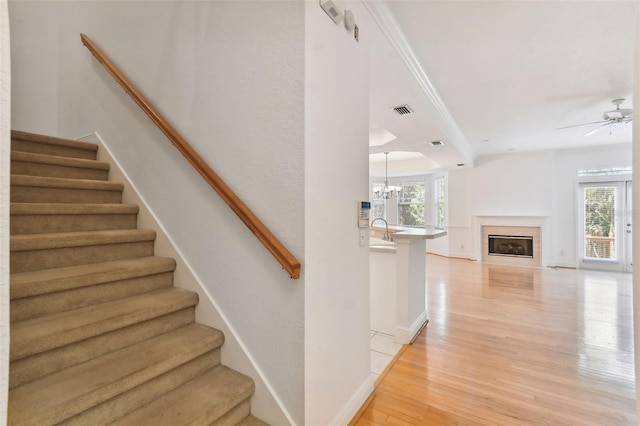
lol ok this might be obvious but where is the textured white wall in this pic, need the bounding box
[305,2,373,425]
[1,2,10,421]
[442,145,631,265]
[10,2,305,423]
[633,4,640,412]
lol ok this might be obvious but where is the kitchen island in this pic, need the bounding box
[370,225,447,344]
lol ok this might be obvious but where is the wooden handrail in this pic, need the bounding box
[80,34,301,279]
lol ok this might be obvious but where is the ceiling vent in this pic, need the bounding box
[430,140,445,146]
[391,104,414,116]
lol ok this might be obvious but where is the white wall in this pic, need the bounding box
[305,2,373,425]
[1,1,10,421]
[438,144,632,265]
[10,2,305,423]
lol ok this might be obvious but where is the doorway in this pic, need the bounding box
[578,180,632,272]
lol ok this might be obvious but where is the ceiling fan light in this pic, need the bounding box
[605,111,623,119]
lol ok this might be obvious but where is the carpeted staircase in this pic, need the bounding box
[8,130,268,425]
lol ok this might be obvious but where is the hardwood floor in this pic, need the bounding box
[353,255,637,425]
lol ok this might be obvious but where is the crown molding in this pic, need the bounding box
[362,0,475,166]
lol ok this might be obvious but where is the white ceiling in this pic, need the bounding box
[368,0,637,174]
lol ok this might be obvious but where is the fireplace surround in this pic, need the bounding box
[481,224,542,267]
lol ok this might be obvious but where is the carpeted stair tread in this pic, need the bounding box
[11,130,98,160]
[11,175,124,204]
[10,202,138,216]
[8,324,223,426]
[11,174,123,191]
[10,203,139,234]
[237,415,270,426]
[10,229,155,252]
[10,287,198,361]
[11,150,108,169]
[8,129,260,425]
[11,150,110,181]
[111,365,255,426]
[11,256,175,299]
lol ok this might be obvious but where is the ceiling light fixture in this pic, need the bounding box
[374,152,402,199]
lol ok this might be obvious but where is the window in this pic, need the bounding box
[397,182,425,227]
[371,181,386,220]
[583,185,617,260]
[578,167,632,177]
[434,176,445,228]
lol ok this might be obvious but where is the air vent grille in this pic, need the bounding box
[430,140,445,146]
[391,105,413,116]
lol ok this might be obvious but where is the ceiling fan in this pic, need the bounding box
[557,98,632,136]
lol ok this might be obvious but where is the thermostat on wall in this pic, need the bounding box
[320,0,344,24]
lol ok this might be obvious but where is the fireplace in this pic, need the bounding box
[488,235,533,258]
[480,223,542,267]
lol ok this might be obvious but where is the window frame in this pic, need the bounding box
[434,176,445,229]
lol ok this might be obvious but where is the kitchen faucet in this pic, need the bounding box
[371,217,391,241]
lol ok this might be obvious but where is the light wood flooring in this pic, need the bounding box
[353,255,637,425]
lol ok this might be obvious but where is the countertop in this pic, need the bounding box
[370,225,447,240]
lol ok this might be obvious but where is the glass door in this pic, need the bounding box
[624,181,632,272]
[578,182,626,271]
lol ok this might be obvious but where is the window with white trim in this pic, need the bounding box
[397,182,425,227]
[371,181,386,220]
[434,176,445,229]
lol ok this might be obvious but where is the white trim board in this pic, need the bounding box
[78,131,294,426]
[329,375,375,426]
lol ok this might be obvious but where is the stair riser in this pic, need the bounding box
[11,139,96,160]
[11,213,138,234]
[10,308,195,388]
[11,272,174,322]
[9,331,219,425]
[62,352,221,426]
[11,241,154,273]
[11,185,122,204]
[11,160,109,181]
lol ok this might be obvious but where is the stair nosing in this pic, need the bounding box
[11,130,99,152]
[11,150,110,171]
[11,174,123,191]
[10,287,199,361]
[8,324,223,426]
[10,229,156,252]
[10,202,139,216]
[111,365,255,426]
[10,256,176,299]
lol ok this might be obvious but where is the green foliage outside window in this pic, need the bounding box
[398,182,425,227]
[584,186,616,259]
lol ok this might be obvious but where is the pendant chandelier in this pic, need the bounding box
[374,152,402,199]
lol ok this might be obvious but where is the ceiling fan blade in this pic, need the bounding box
[556,120,609,131]
[583,122,610,137]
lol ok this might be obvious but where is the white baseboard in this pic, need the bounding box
[77,131,294,426]
[329,374,375,426]
[395,310,428,344]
